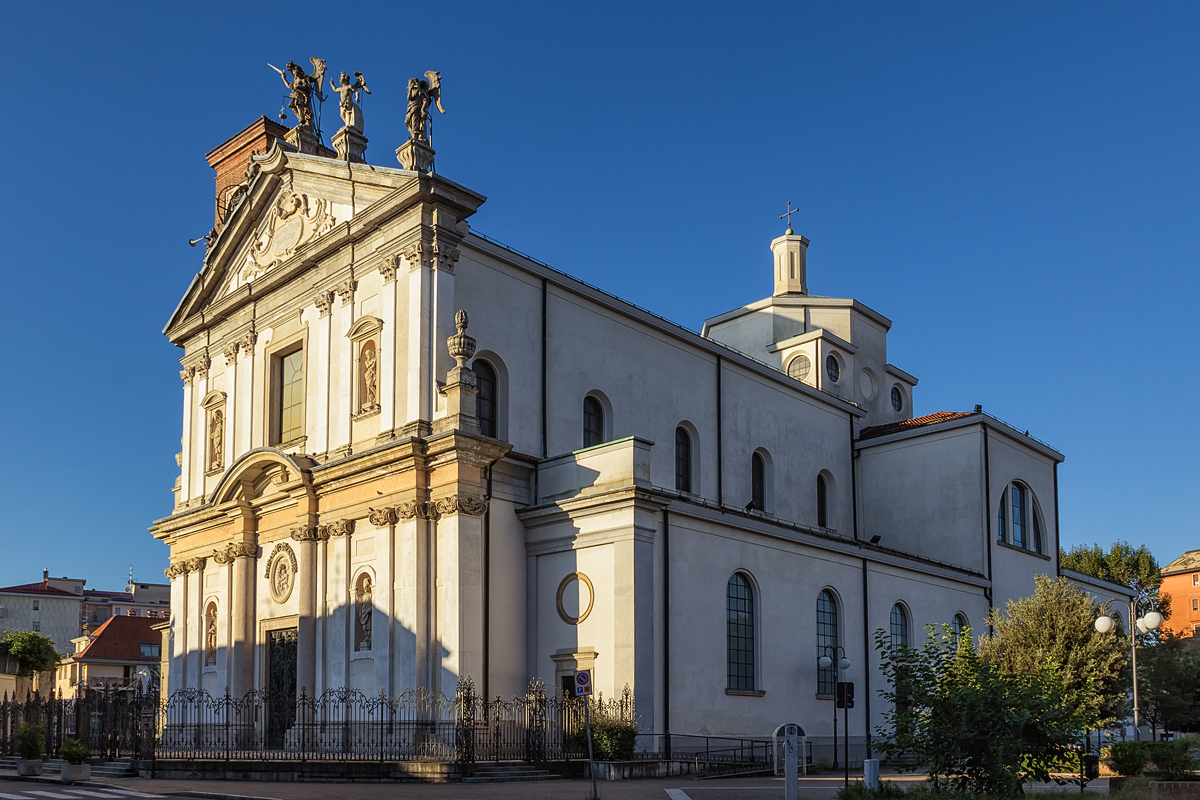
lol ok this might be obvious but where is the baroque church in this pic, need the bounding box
[151,70,1132,755]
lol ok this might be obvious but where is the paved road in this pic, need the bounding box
[0,773,1109,800]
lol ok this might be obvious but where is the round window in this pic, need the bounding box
[825,354,840,383]
[787,355,811,381]
[891,386,903,412]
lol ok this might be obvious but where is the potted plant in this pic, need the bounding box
[58,739,90,783]
[15,723,45,776]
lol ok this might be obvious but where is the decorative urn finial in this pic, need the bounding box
[447,310,476,367]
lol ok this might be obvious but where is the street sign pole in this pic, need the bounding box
[575,669,597,800]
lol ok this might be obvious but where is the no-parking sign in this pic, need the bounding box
[574,669,593,697]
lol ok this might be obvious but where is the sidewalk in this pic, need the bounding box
[0,769,1110,800]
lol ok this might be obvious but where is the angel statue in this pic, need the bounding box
[330,71,371,133]
[269,57,327,129]
[405,71,445,143]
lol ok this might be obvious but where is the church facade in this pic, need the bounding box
[151,111,1128,752]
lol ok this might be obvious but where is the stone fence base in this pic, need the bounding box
[1151,781,1200,798]
[585,760,699,780]
[149,760,466,783]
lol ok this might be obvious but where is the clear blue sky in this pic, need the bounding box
[1,2,1196,591]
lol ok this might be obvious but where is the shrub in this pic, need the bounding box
[1147,739,1200,781]
[836,780,908,799]
[590,717,637,761]
[15,723,45,760]
[1108,741,1149,777]
[58,739,88,766]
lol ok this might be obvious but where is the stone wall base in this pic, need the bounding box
[585,760,699,780]
[150,760,464,783]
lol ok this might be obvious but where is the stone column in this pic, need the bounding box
[314,292,333,455]
[238,327,257,453]
[291,527,320,699]
[378,255,398,437]
[321,519,354,690]
[389,507,426,691]
[434,497,488,694]
[614,511,657,725]
[167,564,188,690]
[185,557,207,689]
[333,280,356,453]
[191,358,210,500]
[405,242,433,429]
[229,542,257,698]
[179,370,195,506]
[222,344,238,467]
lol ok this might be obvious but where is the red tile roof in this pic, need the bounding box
[859,411,979,441]
[0,582,82,597]
[72,616,161,663]
[82,590,134,602]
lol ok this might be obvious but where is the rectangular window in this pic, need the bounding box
[32,601,39,611]
[1193,598,1198,612]
[1194,573,1199,587]
[1011,485,1025,549]
[32,622,40,631]
[128,609,138,616]
[139,643,160,658]
[273,347,305,444]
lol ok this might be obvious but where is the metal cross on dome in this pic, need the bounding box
[779,201,801,234]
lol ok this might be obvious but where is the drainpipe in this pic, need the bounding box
[663,508,671,759]
[541,279,548,458]
[983,423,994,633]
[852,414,870,758]
[716,357,723,506]
[483,466,492,704]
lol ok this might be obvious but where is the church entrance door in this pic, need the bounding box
[266,627,298,749]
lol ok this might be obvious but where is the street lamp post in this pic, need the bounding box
[1095,600,1164,741]
[819,645,851,787]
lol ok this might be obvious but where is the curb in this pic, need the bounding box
[161,793,279,800]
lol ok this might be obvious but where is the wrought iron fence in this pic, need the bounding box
[0,686,159,760]
[0,678,639,764]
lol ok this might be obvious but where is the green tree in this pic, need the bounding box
[1137,632,1200,738]
[875,624,1085,797]
[979,575,1129,728]
[0,629,61,678]
[1060,541,1170,630]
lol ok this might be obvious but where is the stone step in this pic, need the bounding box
[463,774,565,783]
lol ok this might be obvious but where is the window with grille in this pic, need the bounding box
[826,354,840,383]
[675,427,692,493]
[951,613,968,646]
[474,360,498,438]
[727,574,755,690]
[891,386,903,412]
[583,396,604,448]
[817,590,838,695]
[997,489,1006,542]
[787,355,811,382]
[891,604,909,648]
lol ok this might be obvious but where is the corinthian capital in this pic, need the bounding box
[185,557,208,573]
[321,519,355,538]
[289,526,323,542]
[433,494,488,517]
[368,506,399,527]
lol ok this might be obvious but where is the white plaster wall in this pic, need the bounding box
[986,428,1060,607]
[536,545,616,698]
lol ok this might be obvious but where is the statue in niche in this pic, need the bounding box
[330,72,371,133]
[405,71,445,143]
[355,575,373,651]
[205,604,217,666]
[271,57,327,129]
[360,343,378,410]
[209,409,224,470]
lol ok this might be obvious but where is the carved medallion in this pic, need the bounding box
[240,191,336,284]
[264,542,299,604]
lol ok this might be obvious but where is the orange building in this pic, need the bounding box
[1160,550,1200,639]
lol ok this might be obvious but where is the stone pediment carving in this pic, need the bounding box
[239,191,336,285]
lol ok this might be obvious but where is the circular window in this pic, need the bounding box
[556,572,595,625]
[787,355,811,382]
[825,354,840,383]
[891,386,903,412]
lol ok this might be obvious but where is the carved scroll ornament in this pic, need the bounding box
[321,519,355,538]
[367,495,487,524]
[241,191,336,283]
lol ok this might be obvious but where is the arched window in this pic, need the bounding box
[997,488,1006,543]
[950,613,968,646]
[675,427,692,493]
[473,360,497,438]
[891,603,909,648]
[816,590,839,695]
[997,482,1044,553]
[583,396,604,448]
[751,452,765,511]
[727,573,755,691]
[817,474,828,527]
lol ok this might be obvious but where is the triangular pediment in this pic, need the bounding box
[165,142,419,338]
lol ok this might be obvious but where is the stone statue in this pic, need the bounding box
[405,71,445,143]
[356,576,373,650]
[205,606,217,665]
[209,409,224,470]
[273,559,291,599]
[271,57,327,129]
[363,346,378,408]
[330,72,371,133]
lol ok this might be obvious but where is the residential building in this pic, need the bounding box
[1160,550,1200,639]
[54,616,162,698]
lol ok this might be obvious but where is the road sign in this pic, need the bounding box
[574,669,593,697]
[836,681,855,709]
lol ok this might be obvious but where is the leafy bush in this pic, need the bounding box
[590,717,638,761]
[0,630,61,678]
[836,780,909,799]
[1147,739,1200,781]
[58,739,88,765]
[1107,741,1149,777]
[15,723,45,760]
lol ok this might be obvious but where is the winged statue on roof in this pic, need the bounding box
[405,71,445,143]
[269,57,327,129]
